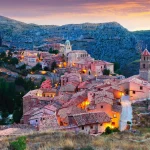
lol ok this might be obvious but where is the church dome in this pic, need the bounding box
[65,40,70,45]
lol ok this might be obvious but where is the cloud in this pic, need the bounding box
[0,0,150,30]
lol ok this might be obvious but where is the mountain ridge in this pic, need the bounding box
[0,16,150,76]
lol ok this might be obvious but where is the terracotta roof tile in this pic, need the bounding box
[142,49,150,56]
[72,112,111,126]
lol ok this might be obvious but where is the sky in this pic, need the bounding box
[0,0,150,31]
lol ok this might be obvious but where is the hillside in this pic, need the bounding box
[0,129,150,150]
[0,16,150,76]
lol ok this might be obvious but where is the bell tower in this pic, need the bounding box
[139,47,150,82]
[64,40,72,56]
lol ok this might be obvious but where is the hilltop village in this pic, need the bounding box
[16,40,150,134]
[0,40,150,135]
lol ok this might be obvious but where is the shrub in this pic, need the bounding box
[103,69,110,75]
[105,127,113,134]
[63,146,75,150]
[127,121,131,125]
[112,128,120,132]
[10,136,26,150]
[80,146,94,150]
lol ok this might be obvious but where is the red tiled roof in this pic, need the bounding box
[78,81,91,89]
[44,105,57,112]
[142,49,150,56]
[72,112,111,126]
[63,92,87,108]
[40,79,52,89]
[58,105,86,120]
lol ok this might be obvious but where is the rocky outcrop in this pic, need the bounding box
[132,100,150,128]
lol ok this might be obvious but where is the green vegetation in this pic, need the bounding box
[80,146,94,150]
[105,127,120,135]
[112,62,122,75]
[103,69,110,75]
[10,57,18,65]
[0,76,37,124]
[10,136,26,150]
[49,48,59,54]
[0,51,18,65]
[51,61,58,71]
[31,63,42,72]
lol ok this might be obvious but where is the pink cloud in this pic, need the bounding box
[0,0,150,30]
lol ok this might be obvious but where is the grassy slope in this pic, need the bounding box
[0,129,150,150]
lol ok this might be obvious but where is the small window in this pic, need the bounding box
[100,124,103,126]
[82,126,84,130]
[90,125,93,129]
[140,86,143,90]
[133,91,136,94]
[36,120,37,122]
[143,64,145,68]
[101,105,103,108]
[113,114,117,118]
[144,57,145,60]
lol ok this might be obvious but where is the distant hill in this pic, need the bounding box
[0,16,150,76]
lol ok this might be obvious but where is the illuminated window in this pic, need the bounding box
[113,114,117,118]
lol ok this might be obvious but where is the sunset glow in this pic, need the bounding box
[0,0,150,31]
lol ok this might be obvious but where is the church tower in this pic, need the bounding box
[139,48,150,82]
[64,40,72,56]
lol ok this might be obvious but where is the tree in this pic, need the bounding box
[24,78,35,91]
[1,110,9,119]
[13,109,22,123]
[0,51,6,58]
[8,51,12,58]
[19,64,26,70]
[103,69,110,75]
[113,62,120,72]
[31,63,42,72]
[49,48,59,54]
[10,57,18,65]
[51,61,57,71]
[10,136,26,150]
[105,127,113,134]
[40,77,46,84]
[44,66,49,71]
[20,69,28,76]
[15,77,25,86]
